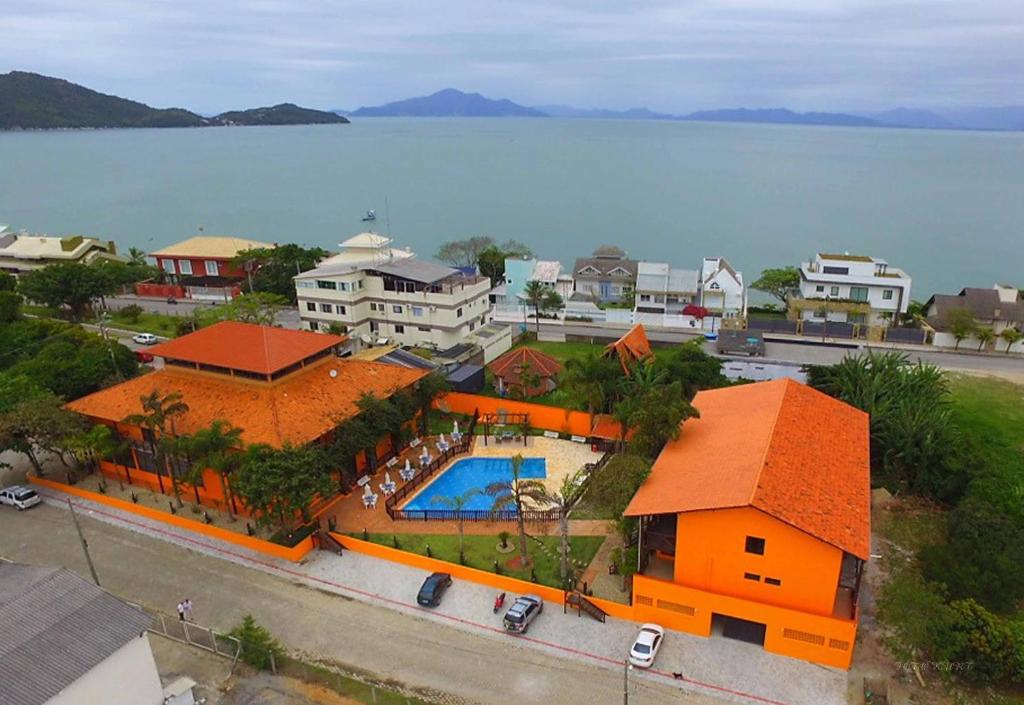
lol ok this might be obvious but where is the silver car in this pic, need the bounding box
[0,485,42,510]
[628,623,665,668]
[503,595,544,634]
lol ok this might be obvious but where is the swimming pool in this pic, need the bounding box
[403,457,547,511]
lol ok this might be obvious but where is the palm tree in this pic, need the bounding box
[127,247,148,266]
[410,372,450,436]
[901,300,927,327]
[73,424,132,484]
[189,420,245,518]
[1000,327,1023,353]
[946,309,976,350]
[535,469,586,584]
[561,353,617,423]
[522,281,562,339]
[163,433,201,504]
[975,326,996,352]
[431,487,481,560]
[486,454,548,567]
[124,390,190,506]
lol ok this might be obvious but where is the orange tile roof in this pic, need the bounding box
[604,324,653,372]
[488,348,563,383]
[65,357,427,447]
[590,414,628,441]
[624,378,870,559]
[148,322,345,375]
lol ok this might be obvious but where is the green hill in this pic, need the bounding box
[0,71,207,129]
[0,72,349,129]
[216,103,348,125]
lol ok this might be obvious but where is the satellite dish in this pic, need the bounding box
[329,369,338,378]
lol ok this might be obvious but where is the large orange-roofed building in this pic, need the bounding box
[624,378,870,669]
[65,322,428,510]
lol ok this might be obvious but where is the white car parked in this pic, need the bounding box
[132,333,159,345]
[628,623,665,668]
[0,485,42,510]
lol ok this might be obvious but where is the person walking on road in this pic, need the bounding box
[176,601,185,621]
[183,598,193,621]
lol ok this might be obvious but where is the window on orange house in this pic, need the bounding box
[745,536,766,555]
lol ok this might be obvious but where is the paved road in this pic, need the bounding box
[0,504,717,705]
[106,295,302,329]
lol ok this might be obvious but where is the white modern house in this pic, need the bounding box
[633,262,699,314]
[295,258,492,351]
[700,256,747,320]
[792,253,912,327]
[0,563,167,705]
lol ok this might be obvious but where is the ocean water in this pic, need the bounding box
[403,456,546,511]
[1,118,1022,299]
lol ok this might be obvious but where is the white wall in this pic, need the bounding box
[47,634,163,705]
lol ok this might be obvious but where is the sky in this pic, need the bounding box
[2,0,1022,114]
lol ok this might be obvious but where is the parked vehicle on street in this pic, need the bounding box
[628,623,665,668]
[134,350,155,363]
[503,595,543,634]
[416,572,453,607]
[0,485,42,510]
[166,296,178,304]
[132,333,158,345]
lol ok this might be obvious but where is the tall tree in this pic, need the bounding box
[750,266,800,305]
[431,487,482,560]
[124,390,190,505]
[17,262,113,320]
[486,454,548,567]
[535,469,586,584]
[232,244,329,302]
[975,326,996,351]
[211,292,289,326]
[522,281,562,338]
[561,352,621,419]
[476,240,534,286]
[127,247,148,266]
[626,381,699,457]
[189,420,245,518]
[435,236,495,268]
[0,390,85,475]
[233,443,333,529]
[410,372,450,436]
[946,308,976,350]
[1000,327,1023,353]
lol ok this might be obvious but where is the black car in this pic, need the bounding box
[417,572,453,607]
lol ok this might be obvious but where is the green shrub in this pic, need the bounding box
[935,599,1020,684]
[116,304,144,323]
[922,495,1024,612]
[228,615,285,671]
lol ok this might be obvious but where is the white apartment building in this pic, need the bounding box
[317,232,414,268]
[634,261,699,314]
[795,253,912,326]
[700,256,747,319]
[296,258,492,350]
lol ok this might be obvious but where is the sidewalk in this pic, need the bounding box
[33,486,847,705]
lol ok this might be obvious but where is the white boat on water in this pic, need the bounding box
[362,209,376,221]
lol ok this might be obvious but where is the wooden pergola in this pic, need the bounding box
[479,411,530,446]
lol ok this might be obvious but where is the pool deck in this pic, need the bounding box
[325,436,611,537]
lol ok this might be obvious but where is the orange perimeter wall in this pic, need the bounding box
[97,460,247,516]
[29,476,316,563]
[437,393,593,437]
[632,574,857,669]
[333,533,568,604]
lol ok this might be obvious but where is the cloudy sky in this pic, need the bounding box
[2,0,1021,113]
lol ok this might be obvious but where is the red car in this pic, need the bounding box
[134,350,155,363]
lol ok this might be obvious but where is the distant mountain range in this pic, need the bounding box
[0,72,349,130]
[345,88,1024,131]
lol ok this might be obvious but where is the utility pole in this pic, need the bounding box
[68,499,100,587]
[623,659,630,705]
[96,312,124,382]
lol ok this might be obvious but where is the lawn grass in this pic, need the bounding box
[947,373,1024,513]
[23,304,182,337]
[354,532,605,588]
[514,339,606,364]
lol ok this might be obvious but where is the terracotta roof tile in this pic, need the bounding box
[488,348,562,382]
[66,357,426,447]
[604,324,653,372]
[624,379,870,559]
[148,322,345,375]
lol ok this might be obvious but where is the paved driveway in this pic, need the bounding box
[2,490,848,705]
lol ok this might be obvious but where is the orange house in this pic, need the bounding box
[65,321,428,513]
[624,378,870,669]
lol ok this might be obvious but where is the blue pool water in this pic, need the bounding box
[404,457,547,511]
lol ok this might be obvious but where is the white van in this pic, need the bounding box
[0,485,42,510]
